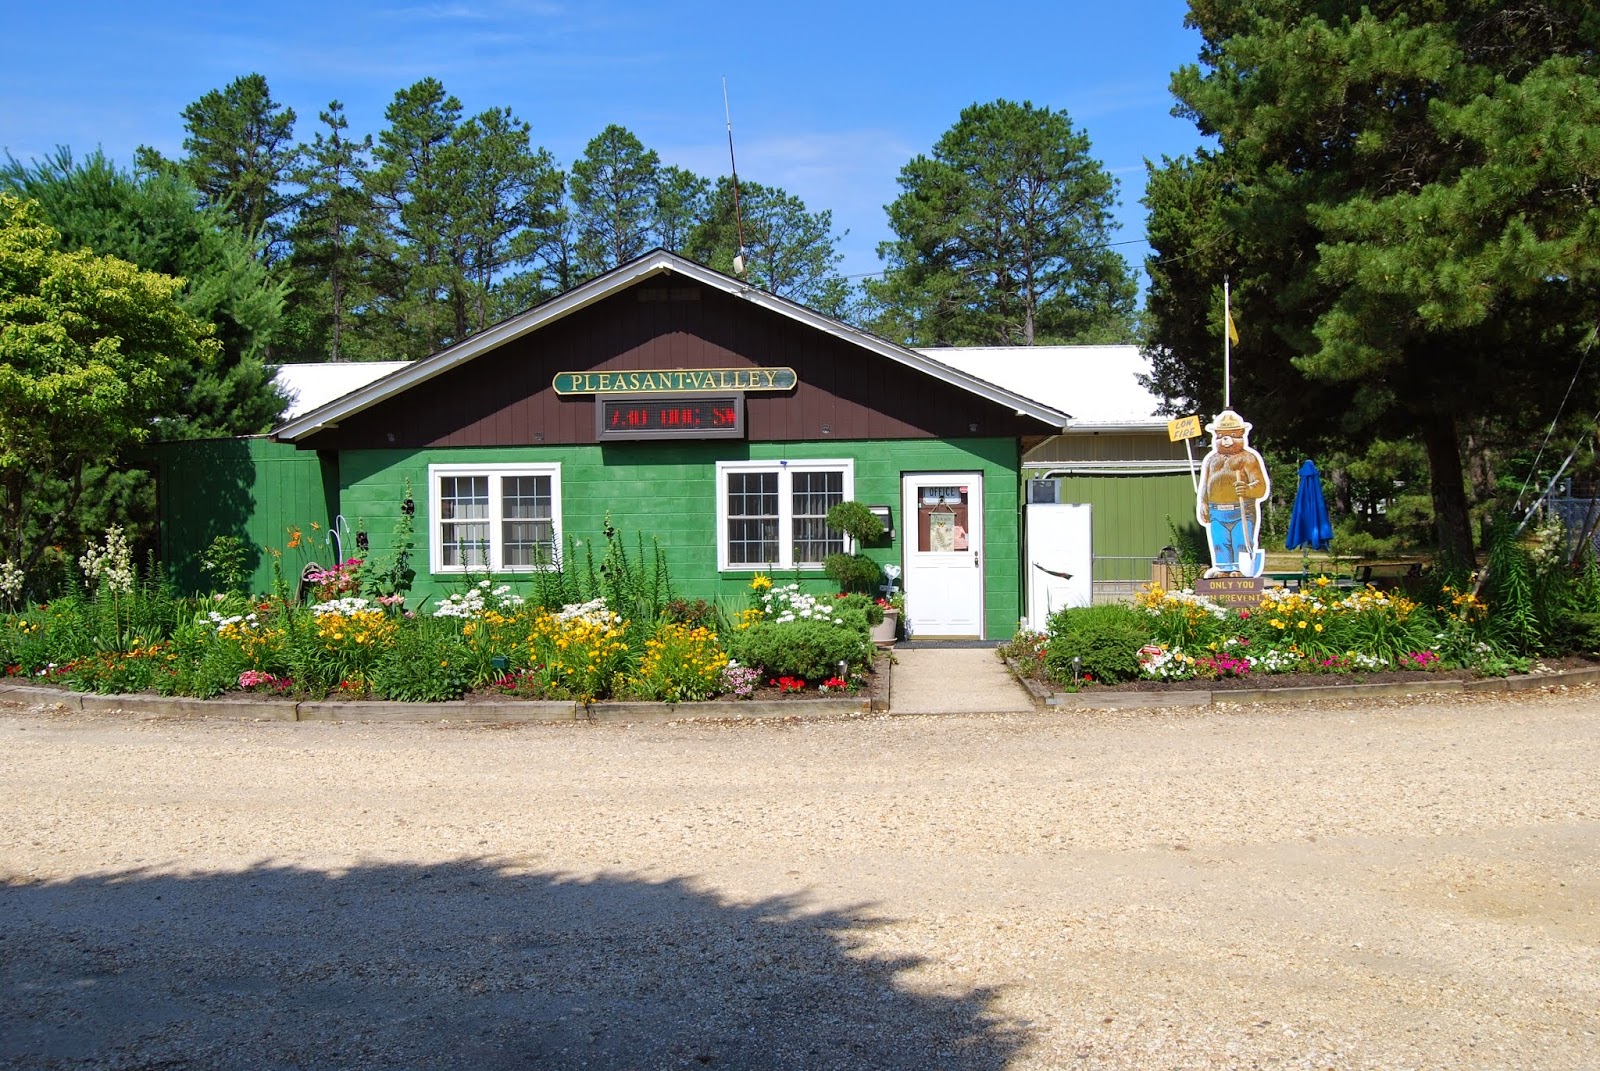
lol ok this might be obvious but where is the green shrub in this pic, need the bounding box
[371,623,474,702]
[824,501,885,544]
[726,617,872,680]
[833,592,884,627]
[1549,609,1600,655]
[822,551,883,594]
[155,624,251,698]
[1043,604,1148,684]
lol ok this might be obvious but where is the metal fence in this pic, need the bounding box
[1546,497,1600,561]
[1090,555,1154,604]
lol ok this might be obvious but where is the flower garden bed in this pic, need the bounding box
[0,651,893,725]
[0,525,895,722]
[1001,560,1600,710]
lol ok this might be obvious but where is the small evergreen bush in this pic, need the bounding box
[1043,604,1148,684]
[726,618,871,681]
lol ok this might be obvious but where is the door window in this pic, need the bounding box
[915,485,969,553]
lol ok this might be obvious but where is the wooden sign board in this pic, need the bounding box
[554,368,795,394]
[1168,415,1203,441]
[1194,575,1264,608]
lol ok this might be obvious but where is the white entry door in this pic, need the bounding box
[901,473,984,638]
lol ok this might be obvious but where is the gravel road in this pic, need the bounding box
[2,687,1597,1070]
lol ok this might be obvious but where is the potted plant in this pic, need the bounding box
[871,590,904,647]
[822,501,886,595]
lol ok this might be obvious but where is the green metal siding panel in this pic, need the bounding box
[339,438,1023,636]
[150,438,333,595]
[1052,473,1199,581]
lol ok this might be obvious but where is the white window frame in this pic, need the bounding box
[715,459,854,572]
[428,462,563,574]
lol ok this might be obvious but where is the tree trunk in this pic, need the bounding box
[1421,411,1476,566]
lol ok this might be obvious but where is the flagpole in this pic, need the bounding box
[1223,276,1232,410]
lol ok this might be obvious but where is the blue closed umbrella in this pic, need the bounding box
[1286,459,1334,552]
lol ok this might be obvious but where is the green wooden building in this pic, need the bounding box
[148,251,1068,640]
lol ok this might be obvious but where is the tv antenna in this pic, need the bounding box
[722,77,748,275]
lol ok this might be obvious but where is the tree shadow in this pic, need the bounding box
[2,860,1029,1069]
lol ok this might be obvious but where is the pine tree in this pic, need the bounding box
[283,101,377,362]
[141,73,301,261]
[570,125,661,277]
[687,177,851,318]
[868,99,1137,346]
[653,165,710,254]
[447,106,561,332]
[1148,0,1600,562]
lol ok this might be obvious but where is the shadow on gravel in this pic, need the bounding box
[2,860,1028,1070]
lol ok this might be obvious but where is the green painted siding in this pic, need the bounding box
[149,438,335,595]
[340,438,1022,639]
[1050,473,1200,583]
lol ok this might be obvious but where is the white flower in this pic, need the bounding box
[0,560,22,603]
[79,526,134,596]
[312,596,372,616]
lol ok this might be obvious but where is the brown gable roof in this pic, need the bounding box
[273,250,1068,445]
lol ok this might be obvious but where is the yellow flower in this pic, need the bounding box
[1297,620,1307,629]
[1313,623,1323,632]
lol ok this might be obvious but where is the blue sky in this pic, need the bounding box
[3,0,1207,287]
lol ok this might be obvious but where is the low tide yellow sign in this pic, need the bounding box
[1167,415,1203,441]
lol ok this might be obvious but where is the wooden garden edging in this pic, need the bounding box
[1016,664,1600,711]
[0,682,884,725]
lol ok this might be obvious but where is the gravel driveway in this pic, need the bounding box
[2,687,1597,1070]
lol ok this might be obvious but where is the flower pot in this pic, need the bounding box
[871,609,899,647]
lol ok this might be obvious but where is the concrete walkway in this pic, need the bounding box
[889,646,1037,714]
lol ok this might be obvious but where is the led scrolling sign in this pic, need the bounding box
[596,394,744,441]
[557,367,794,442]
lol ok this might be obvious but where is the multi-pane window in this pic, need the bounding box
[791,469,845,564]
[438,476,490,568]
[716,460,852,570]
[429,464,561,573]
[727,471,779,565]
[501,475,554,567]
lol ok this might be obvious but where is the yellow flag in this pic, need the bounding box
[1226,305,1240,345]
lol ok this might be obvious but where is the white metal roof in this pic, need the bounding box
[916,345,1167,430]
[271,250,1070,441]
[272,362,410,420]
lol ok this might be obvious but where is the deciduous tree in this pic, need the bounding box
[1,149,288,439]
[0,194,219,584]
